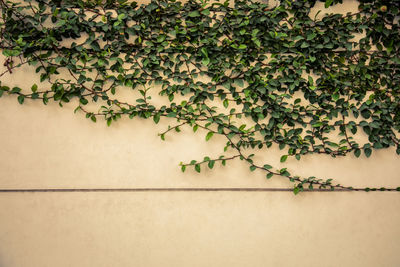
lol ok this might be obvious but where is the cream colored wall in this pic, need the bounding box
[0,1,399,266]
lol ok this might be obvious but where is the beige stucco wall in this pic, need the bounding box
[0,1,399,266]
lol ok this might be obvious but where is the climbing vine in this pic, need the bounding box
[1,0,400,193]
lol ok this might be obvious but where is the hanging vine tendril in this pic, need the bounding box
[1,0,399,194]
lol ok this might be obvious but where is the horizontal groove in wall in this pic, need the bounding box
[0,188,363,193]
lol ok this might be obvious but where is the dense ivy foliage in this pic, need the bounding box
[1,0,400,193]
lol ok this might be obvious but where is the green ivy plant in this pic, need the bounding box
[1,0,400,194]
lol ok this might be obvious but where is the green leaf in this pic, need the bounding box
[56,20,66,27]
[266,173,273,179]
[200,47,208,57]
[90,115,97,123]
[354,149,361,158]
[117,13,126,21]
[79,98,88,105]
[208,160,215,169]
[188,10,200,17]
[201,9,210,15]
[11,87,21,94]
[364,147,372,158]
[205,131,214,141]
[301,42,309,48]
[235,79,244,87]
[280,168,290,177]
[249,165,256,172]
[306,32,316,40]
[238,44,247,50]
[157,35,166,43]
[107,118,112,127]
[263,164,273,169]
[293,187,300,195]
[325,0,333,8]
[223,99,229,108]
[312,122,323,128]
[153,113,160,124]
[308,76,313,86]
[181,165,186,172]
[98,59,105,67]
[195,164,201,173]
[17,95,24,105]
[280,155,288,163]
[166,112,177,118]
[31,84,38,93]
[202,57,210,66]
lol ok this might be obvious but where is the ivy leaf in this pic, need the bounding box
[98,59,105,67]
[90,115,97,123]
[325,0,334,8]
[17,95,24,105]
[157,35,166,43]
[293,187,300,195]
[364,147,372,158]
[11,87,21,94]
[301,42,309,48]
[166,112,176,118]
[153,113,160,124]
[79,98,88,105]
[312,122,323,128]
[202,57,210,66]
[205,131,213,141]
[56,20,66,27]
[201,9,210,15]
[188,11,200,17]
[31,84,38,93]
[264,164,272,169]
[235,79,244,87]
[117,13,126,21]
[223,99,229,108]
[208,160,215,169]
[308,76,314,86]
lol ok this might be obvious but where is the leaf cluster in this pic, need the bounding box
[1,0,400,194]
